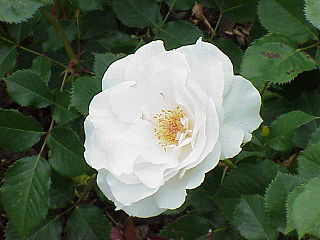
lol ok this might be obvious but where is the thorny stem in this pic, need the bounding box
[41,9,78,64]
[0,36,67,68]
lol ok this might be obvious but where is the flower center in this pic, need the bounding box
[153,106,191,149]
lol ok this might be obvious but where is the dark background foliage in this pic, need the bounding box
[0,0,320,239]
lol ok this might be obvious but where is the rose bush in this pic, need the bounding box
[84,38,262,217]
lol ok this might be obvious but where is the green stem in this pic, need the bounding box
[41,9,78,63]
[298,42,319,51]
[37,70,69,159]
[260,81,270,97]
[212,12,223,38]
[161,0,176,27]
[0,36,66,68]
[223,159,238,169]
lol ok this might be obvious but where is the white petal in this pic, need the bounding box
[102,40,165,90]
[109,82,143,123]
[219,76,262,159]
[97,171,124,209]
[143,50,190,78]
[177,38,232,100]
[121,195,165,218]
[223,76,262,130]
[134,161,166,188]
[154,174,187,209]
[107,173,157,206]
[184,143,221,189]
[102,55,134,90]
[124,40,166,83]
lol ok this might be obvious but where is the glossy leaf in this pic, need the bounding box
[305,0,320,30]
[214,160,286,221]
[0,109,44,152]
[241,34,316,88]
[156,21,202,50]
[48,127,92,177]
[298,142,320,179]
[66,205,111,240]
[112,0,159,28]
[0,0,52,23]
[265,111,315,151]
[1,156,51,238]
[160,214,212,240]
[233,195,278,240]
[0,45,17,77]
[265,173,304,233]
[71,76,101,115]
[258,0,317,42]
[286,176,320,237]
[4,70,53,108]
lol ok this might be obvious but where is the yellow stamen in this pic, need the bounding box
[153,106,188,149]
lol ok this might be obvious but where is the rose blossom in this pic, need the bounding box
[84,38,262,217]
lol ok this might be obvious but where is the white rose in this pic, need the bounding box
[84,38,262,217]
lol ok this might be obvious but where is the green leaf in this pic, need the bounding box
[265,111,315,151]
[199,0,257,23]
[316,48,320,69]
[156,21,202,50]
[4,70,53,108]
[214,38,243,74]
[258,0,317,43]
[0,110,44,152]
[165,0,195,10]
[112,0,159,28]
[68,0,105,11]
[233,195,278,240]
[309,127,320,146]
[8,13,40,43]
[6,217,62,240]
[286,176,320,237]
[0,45,17,77]
[241,34,316,88]
[53,90,79,125]
[305,0,320,30]
[1,156,51,238]
[0,0,52,23]
[71,76,101,115]
[48,127,92,177]
[292,92,320,148]
[43,20,77,53]
[31,56,52,85]
[298,142,320,179]
[214,160,286,221]
[93,53,116,80]
[265,173,305,233]
[66,205,111,240]
[80,10,117,40]
[96,32,139,54]
[49,171,75,209]
[159,214,212,240]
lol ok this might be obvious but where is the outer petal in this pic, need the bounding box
[177,38,233,100]
[184,143,221,189]
[219,76,262,159]
[102,40,165,90]
[106,173,157,206]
